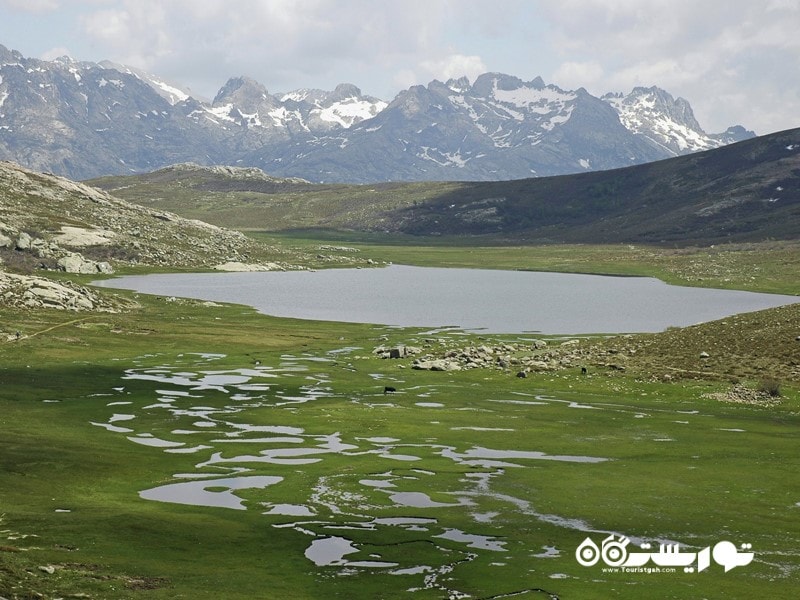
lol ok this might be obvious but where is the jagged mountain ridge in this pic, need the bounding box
[0,43,755,182]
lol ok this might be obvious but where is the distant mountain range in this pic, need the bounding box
[92,127,800,245]
[0,43,755,183]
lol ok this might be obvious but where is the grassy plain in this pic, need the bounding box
[1,242,799,599]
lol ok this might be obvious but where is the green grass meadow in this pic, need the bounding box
[1,246,799,599]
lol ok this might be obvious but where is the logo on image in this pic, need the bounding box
[575,534,754,574]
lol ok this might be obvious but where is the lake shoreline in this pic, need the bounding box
[93,264,800,335]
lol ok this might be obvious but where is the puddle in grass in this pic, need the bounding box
[87,350,649,595]
[140,475,283,509]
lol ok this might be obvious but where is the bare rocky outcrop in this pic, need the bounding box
[0,271,128,312]
[0,160,324,312]
[0,160,300,274]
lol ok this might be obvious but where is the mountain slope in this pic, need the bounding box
[0,44,756,182]
[91,127,800,245]
[388,127,800,243]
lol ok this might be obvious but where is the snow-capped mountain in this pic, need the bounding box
[601,86,752,156]
[0,43,754,182]
[249,73,680,181]
[196,77,386,137]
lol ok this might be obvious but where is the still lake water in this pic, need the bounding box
[94,265,799,334]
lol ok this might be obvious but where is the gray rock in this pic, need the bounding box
[16,232,31,250]
[56,252,113,274]
[412,359,462,372]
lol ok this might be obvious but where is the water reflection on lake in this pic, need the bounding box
[94,265,798,333]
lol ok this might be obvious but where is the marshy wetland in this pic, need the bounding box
[1,245,799,599]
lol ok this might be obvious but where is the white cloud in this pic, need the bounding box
[0,0,60,13]
[40,46,73,61]
[80,2,171,67]
[552,61,604,90]
[4,0,797,134]
[72,0,457,98]
[420,54,488,84]
[540,0,800,133]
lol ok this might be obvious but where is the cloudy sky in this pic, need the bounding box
[1,0,798,135]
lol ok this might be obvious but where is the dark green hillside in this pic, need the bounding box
[393,127,800,243]
[90,127,800,245]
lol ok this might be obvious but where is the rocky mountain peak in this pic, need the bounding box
[445,76,471,93]
[600,85,752,155]
[330,83,362,101]
[710,125,757,144]
[0,43,23,64]
[213,76,272,107]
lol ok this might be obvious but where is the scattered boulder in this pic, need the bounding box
[527,360,551,371]
[57,252,114,274]
[412,358,462,372]
[16,232,32,250]
[373,345,422,359]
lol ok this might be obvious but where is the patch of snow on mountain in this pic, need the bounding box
[418,147,469,167]
[540,108,574,131]
[281,90,311,102]
[0,91,7,109]
[206,104,237,124]
[150,78,189,104]
[492,84,576,113]
[490,126,513,148]
[315,98,387,128]
[238,110,262,127]
[449,94,483,124]
[267,106,297,128]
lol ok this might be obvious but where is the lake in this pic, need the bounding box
[93,265,799,334]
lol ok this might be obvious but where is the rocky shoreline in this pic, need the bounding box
[0,270,131,313]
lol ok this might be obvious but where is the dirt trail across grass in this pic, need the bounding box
[6,315,101,342]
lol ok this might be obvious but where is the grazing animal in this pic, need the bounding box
[383,386,397,395]
[581,367,588,375]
